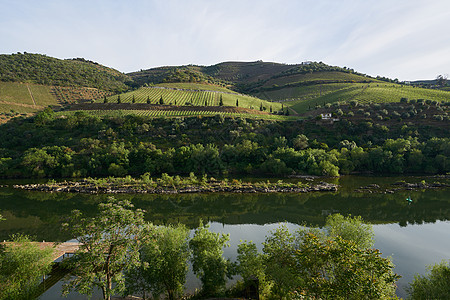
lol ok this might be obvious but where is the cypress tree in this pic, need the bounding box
[147,96,151,104]
[219,95,223,106]
[236,99,239,107]
[103,96,108,103]
[117,95,121,104]
[159,96,164,105]
[132,95,135,103]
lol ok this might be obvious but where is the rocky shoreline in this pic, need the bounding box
[354,181,449,194]
[13,180,338,194]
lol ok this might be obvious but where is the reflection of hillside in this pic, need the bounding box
[0,177,449,241]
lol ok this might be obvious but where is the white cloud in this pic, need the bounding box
[1,0,449,80]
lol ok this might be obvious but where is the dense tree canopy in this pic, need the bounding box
[0,111,449,178]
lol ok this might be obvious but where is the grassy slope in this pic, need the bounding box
[0,81,57,110]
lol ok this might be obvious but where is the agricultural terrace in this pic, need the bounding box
[261,71,379,88]
[61,103,298,120]
[284,84,450,114]
[101,85,283,111]
[154,82,232,92]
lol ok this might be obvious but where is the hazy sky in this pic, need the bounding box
[1,0,449,80]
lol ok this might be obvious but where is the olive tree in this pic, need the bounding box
[62,197,148,300]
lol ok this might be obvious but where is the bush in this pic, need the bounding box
[407,260,450,299]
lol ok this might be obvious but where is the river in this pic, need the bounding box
[0,175,449,299]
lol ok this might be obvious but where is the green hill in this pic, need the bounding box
[1,53,448,120]
[0,53,130,92]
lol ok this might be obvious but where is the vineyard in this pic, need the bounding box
[102,85,283,111]
[60,104,298,121]
[51,86,112,104]
[285,84,450,114]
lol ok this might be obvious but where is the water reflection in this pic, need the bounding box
[0,176,448,299]
[0,176,449,241]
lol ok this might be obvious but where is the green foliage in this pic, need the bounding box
[0,53,130,92]
[125,224,190,300]
[34,107,55,126]
[62,197,147,300]
[0,234,54,300]
[293,233,399,299]
[262,225,299,298]
[324,214,374,249]
[189,220,232,296]
[235,215,399,299]
[1,112,449,179]
[407,260,450,300]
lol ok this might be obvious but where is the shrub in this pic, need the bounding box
[407,260,450,300]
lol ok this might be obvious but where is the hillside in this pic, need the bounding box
[0,53,448,121]
[0,53,130,92]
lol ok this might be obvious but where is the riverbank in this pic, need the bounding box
[13,177,338,194]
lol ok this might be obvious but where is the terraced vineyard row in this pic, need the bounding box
[287,84,450,114]
[101,86,283,111]
[58,108,297,120]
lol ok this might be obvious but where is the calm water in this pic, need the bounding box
[0,176,449,299]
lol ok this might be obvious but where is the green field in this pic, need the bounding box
[102,84,283,111]
[0,81,59,116]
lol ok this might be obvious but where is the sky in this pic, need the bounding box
[1,0,450,81]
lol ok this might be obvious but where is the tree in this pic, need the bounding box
[294,232,399,299]
[34,107,55,126]
[260,103,263,111]
[259,215,398,299]
[219,95,223,106]
[262,225,299,299]
[117,95,121,103]
[407,260,450,299]
[0,234,54,300]
[189,220,232,296]
[125,224,190,300]
[62,197,148,300]
[236,99,239,107]
[147,96,150,104]
[159,95,164,105]
[104,96,108,103]
[436,74,448,87]
[292,134,309,150]
[323,213,375,249]
[132,95,136,103]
